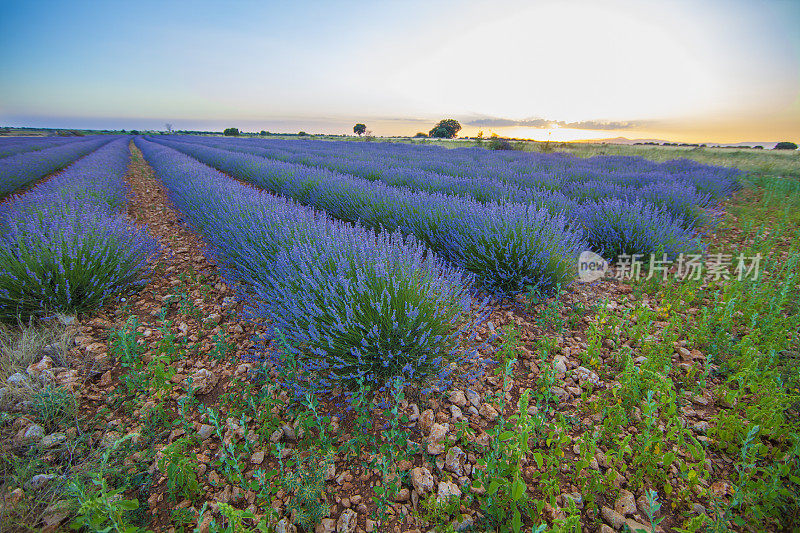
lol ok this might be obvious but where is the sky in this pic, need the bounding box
[1,0,798,143]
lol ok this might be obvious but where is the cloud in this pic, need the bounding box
[465,116,648,130]
[467,117,552,128]
[561,120,643,130]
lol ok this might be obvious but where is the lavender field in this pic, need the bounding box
[0,134,798,533]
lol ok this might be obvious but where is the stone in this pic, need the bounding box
[601,506,625,529]
[575,366,601,386]
[465,389,481,408]
[564,492,584,509]
[25,473,56,491]
[479,403,498,421]
[553,355,567,374]
[336,508,357,533]
[198,424,214,440]
[426,423,450,455]
[418,409,435,434]
[316,518,336,533]
[275,518,297,533]
[24,424,45,441]
[450,405,463,420]
[7,372,30,387]
[410,467,434,495]
[100,371,113,386]
[41,500,71,530]
[436,480,462,504]
[444,446,467,476]
[599,526,615,533]
[282,423,296,441]
[27,356,54,376]
[394,488,410,502]
[449,390,467,407]
[451,515,474,531]
[250,451,265,464]
[615,489,637,515]
[40,433,67,448]
[692,421,709,434]
[191,368,219,394]
[624,518,654,532]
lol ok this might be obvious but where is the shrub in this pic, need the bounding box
[774,141,798,150]
[136,139,481,397]
[580,198,701,260]
[488,135,513,150]
[0,140,159,320]
[0,137,112,199]
[222,128,239,136]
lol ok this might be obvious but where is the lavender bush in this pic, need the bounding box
[149,137,583,296]
[0,140,159,320]
[0,136,81,159]
[580,198,701,260]
[0,137,113,198]
[136,138,480,395]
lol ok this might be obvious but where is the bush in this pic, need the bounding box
[0,140,159,320]
[580,198,701,260]
[136,138,481,397]
[774,141,798,150]
[488,135,512,150]
[413,132,428,138]
[223,128,239,136]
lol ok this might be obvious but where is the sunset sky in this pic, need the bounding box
[1,0,798,143]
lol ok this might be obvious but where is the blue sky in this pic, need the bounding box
[1,0,798,141]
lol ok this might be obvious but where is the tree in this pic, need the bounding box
[260,130,268,136]
[413,132,428,138]
[223,127,240,136]
[165,123,173,133]
[428,119,462,139]
[353,123,367,136]
[774,141,798,150]
[298,131,308,136]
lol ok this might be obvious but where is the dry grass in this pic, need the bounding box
[0,320,73,411]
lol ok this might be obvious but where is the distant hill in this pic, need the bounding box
[578,136,781,149]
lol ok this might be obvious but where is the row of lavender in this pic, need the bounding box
[135,137,480,395]
[0,136,89,159]
[168,135,740,225]
[147,136,586,296]
[0,136,116,199]
[0,139,159,319]
[147,136,702,294]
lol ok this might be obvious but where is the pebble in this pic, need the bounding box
[198,424,214,440]
[336,508,357,533]
[24,424,45,441]
[7,372,31,387]
[410,467,434,495]
[25,473,56,491]
[40,433,67,448]
[614,489,637,515]
[465,389,481,408]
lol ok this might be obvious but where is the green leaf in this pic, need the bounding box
[662,452,676,468]
[532,452,543,469]
[119,499,139,511]
[511,508,522,533]
[499,431,515,441]
[511,478,526,501]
